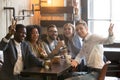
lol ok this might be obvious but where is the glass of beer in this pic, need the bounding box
[44,59,52,70]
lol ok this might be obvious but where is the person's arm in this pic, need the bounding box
[50,40,64,54]
[5,19,17,40]
[43,42,62,59]
[43,40,65,59]
[92,23,115,45]
[27,45,44,67]
[0,19,17,50]
[70,44,85,68]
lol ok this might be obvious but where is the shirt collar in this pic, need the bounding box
[83,33,91,42]
[14,40,21,46]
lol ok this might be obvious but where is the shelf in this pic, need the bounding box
[41,7,74,14]
[40,20,74,27]
[40,7,74,27]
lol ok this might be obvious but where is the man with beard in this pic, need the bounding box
[42,24,65,57]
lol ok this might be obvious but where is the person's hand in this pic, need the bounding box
[71,60,78,68]
[37,45,48,58]
[108,23,114,36]
[5,19,17,39]
[41,50,48,58]
[56,40,65,48]
[52,39,66,55]
[8,19,17,35]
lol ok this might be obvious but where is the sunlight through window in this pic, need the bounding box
[88,0,120,42]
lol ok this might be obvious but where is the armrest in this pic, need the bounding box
[0,60,3,64]
[98,61,111,80]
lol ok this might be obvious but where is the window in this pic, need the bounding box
[88,0,120,42]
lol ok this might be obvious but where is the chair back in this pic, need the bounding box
[0,50,3,70]
[98,61,111,80]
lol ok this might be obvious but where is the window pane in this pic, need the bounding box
[88,0,110,19]
[112,0,120,20]
[88,21,110,37]
[88,0,120,42]
[111,21,120,42]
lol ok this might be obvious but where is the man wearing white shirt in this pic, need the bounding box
[65,20,115,80]
[0,23,44,80]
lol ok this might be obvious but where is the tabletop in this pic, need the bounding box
[21,59,72,79]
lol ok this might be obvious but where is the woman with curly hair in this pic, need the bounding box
[26,25,48,59]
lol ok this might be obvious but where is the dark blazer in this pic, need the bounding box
[0,39,43,80]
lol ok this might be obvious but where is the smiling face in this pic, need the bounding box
[76,21,88,39]
[47,26,58,40]
[30,28,39,43]
[63,23,74,39]
[14,26,26,43]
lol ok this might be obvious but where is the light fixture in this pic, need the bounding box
[4,0,50,20]
[4,4,34,20]
[4,7,16,20]
[47,0,51,4]
[21,4,34,20]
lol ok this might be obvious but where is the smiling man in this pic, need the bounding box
[65,20,115,80]
[42,24,65,57]
[0,23,44,80]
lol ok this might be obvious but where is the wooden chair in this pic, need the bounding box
[98,61,111,80]
[0,60,3,71]
[0,50,3,66]
[0,60,3,64]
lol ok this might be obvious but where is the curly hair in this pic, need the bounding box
[25,25,41,41]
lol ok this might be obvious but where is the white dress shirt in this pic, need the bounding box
[13,40,23,75]
[75,33,115,69]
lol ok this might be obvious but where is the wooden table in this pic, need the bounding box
[21,59,72,80]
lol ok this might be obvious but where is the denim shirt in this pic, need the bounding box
[67,33,82,59]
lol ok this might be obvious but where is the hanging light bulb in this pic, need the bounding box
[47,0,51,4]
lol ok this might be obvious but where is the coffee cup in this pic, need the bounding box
[52,56,61,64]
[65,54,71,64]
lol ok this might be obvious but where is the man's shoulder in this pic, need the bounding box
[21,41,29,47]
[42,37,49,44]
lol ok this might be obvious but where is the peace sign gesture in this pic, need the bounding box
[108,23,114,36]
[8,19,17,35]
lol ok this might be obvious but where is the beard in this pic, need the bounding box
[49,35,57,40]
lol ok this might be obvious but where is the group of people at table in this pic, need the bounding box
[0,19,115,80]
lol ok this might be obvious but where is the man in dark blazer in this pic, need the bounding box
[0,23,44,80]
